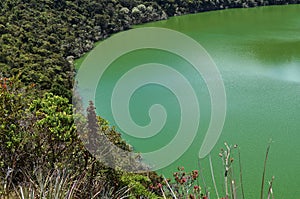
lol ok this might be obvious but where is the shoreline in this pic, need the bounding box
[72,0,300,66]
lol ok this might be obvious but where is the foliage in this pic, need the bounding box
[0,0,168,99]
[0,76,38,186]
[151,167,206,199]
[0,78,161,198]
[1,0,298,99]
[120,173,160,199]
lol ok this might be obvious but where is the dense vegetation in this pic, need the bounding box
[0,0,298,198]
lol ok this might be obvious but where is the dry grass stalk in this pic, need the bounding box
[260,140,272,199]
[209,154,220,199]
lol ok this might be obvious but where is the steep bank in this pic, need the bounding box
[1,0,300,198]
[1,1,300,98]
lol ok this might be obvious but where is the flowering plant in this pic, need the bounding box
[150,166,207,199]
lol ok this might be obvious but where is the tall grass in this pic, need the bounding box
[156,141,275,199]
[1,141,275,199]
[1,169,131,199]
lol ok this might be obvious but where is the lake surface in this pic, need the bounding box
[77,5,300,198]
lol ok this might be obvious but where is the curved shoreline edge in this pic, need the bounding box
[74,1,300,62]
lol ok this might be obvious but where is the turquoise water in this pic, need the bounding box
[78,5,300,198]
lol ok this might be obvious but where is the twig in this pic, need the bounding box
[238,147,245,199]
[198,159,208,195]
[260,139,272,199]
[224,142,231,198]
[267,176,275,199]
[209,154,220,199]
[163,175,177,199]
[160,185,167,199]
[231,180,237,199]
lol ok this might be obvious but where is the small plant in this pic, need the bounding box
[151,167,207,199]
[218,142,240,199]
[154,141,275,199]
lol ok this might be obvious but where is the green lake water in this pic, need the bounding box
[77,5,300,198]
